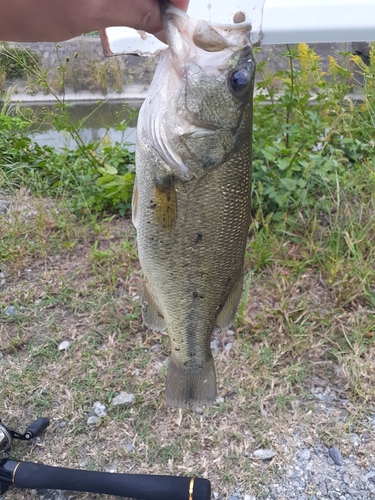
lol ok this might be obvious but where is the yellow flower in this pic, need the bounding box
[102,135,111,146]
[297,43,323,88]
[327,55,340,76]
[350,54,369,74]
[297,43,309,70]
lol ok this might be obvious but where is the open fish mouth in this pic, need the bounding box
[140,3,255,182]
[162,3,252,62]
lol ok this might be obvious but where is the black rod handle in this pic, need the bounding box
[24,418,50,440]
[1,459,210,500]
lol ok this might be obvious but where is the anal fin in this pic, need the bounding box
[141,284,166,332]
[215,273,244,330]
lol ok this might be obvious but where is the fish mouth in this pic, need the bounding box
[140,3,253,182]
[162,3,252,69]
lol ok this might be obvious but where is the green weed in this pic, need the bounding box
[1,43,375,499]
[0,45,41,78]
[252,44,375,221]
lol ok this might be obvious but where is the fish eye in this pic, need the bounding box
[228,68,251,98]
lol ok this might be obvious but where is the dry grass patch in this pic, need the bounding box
[1,193,375,499]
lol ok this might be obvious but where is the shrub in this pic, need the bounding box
[47,44,127,94]
[0,111,135,216]
[0,45,41,78]
[252,43,375,221]
[2,43,375,223]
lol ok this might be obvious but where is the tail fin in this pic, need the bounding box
[165,356,216,408]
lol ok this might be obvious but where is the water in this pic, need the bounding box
[25,100,141,152]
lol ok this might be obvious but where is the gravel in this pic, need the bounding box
[329,446,344,466]
[4,305,17,316]
[36,490,67,500]
[7,439,375,500]
[86,415,101,426]
[252,443,375,499]
[224,342,233,352]
[253,449,276,460]
[297,449,311,461]
[0,200,9,215]
[125,442,135,452]
[93,401,108,418]
[57,340,71,351]
[111,392,136,408]
[211,339,221,350]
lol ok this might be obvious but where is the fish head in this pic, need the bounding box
[140,4,255,181]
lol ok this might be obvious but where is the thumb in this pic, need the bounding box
[170,0,189,11]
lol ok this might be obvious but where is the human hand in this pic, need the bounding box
[119,0,190,42]
[0,0,190,43]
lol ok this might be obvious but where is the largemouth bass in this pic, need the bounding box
[133,4,255,408]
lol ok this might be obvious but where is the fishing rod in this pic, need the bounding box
[0,418,210,499]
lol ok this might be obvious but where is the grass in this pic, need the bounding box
[1,43,375,498]
[1,185,375,498]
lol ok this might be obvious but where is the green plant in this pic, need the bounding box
[47,43,126,94]
[0,45,136,217]
[252,44,375,221]
[1,42,375,500]
[0,116,135,215]
[0,44,41,78]
[0,66,5,92]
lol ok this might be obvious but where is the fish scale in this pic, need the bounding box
[133,4,255,407]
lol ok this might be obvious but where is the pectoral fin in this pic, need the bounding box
[141,283,166,332]
[153,175,177,231]
[215,273,244,330]
[132,177,139,228]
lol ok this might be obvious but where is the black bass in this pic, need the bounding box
[132,4,255,407]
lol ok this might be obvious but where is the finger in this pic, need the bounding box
[153,28,167,44]
[170,0,189,11]
[154,0,189,42]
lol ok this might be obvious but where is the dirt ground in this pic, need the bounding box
[1,191,375,499]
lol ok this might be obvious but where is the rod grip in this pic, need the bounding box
[24,418,50,440]
[10,460,210,500]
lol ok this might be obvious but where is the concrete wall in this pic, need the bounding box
[17,37,368,77]
[17,38,107,68]
[3,37,370,100]
[8,37,157,90]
